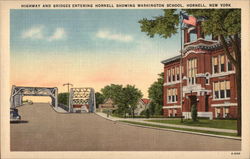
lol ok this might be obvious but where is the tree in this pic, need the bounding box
[148,73,164,115]
[101,84,123,101]
[95,92,105,109]
[115,85,143,118]
[58,92,69,106]
[139,9,241,136]
[101,84,142,117]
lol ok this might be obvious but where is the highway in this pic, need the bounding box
[11,103,241,151]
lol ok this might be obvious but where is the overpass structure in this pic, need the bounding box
[10,85,58,108]
[69,87,96,113]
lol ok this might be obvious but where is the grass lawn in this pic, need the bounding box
[146,119,237,130]
[121,121,238,137]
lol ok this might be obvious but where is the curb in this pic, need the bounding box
[95,113,241,141]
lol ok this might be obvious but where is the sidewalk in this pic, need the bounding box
[95,112,236,133]
[52,106,68,113]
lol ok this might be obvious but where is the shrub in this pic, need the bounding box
[191,104,198,121]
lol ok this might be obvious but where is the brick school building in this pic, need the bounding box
[161,22,238,119]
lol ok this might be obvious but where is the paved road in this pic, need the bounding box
[11,103,241,151]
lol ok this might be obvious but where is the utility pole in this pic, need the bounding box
[63,83,73,112]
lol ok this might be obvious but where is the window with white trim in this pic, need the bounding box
[167,88,178,103]
[213,80,230,99]
[220,55,225,72]
[223,107,230,118]
[187,58,197,85]
[168,109,172,117]
[212,56,219,74]
[176,66,180,81]
[173,109,177,117]
[172,67,175,81]
[213,54,234,74]
[167,69,171,82]
[215,108,221,118]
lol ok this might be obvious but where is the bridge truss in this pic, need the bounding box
[69,87,96,113]
[10,85,58,108]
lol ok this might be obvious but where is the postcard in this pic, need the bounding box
[1,0,249,159]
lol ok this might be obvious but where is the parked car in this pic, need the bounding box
[10,108,21,122]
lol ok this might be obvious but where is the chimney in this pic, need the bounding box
[184,28,190,43]
[196,21,204,39]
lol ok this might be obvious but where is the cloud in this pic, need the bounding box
[22,26,66,41]
[22,26,44,39]
[48,28,66,41]
[96,29,133,42]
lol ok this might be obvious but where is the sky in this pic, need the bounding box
[10,9,181,101]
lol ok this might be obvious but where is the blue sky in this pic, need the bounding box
[10,9,181,98]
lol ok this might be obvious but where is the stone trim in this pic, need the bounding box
[211,103,237,107]
[163,105,181,109]
[210,71,235,78]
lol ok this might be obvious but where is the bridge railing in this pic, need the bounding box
[58,103,69,112]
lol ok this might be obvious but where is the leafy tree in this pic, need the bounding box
[148,102,163,116]
[101,84,123,101]
[101,84,142,117]
[139,9,241,136]
[148,102,155,115]
[58,92,69,106]
[95,92,105,109]
[154,103,163,115]
[148,73,164,115]
[117,85,143,118]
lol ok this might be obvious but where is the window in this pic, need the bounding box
[223,107,230,118]
[212,56,219,73]
[187,58,197,85]
[213,81,230,99]
[167,88,178,103]
[215,108,221,118]
[172,68,175,81]
[176,66,180,81]
[167,69,171,82]
[220,55,225,72]
[205,74,209,84]
[173,109,177,117]
[168,109,172,117]
[226,81,231,98]
[214,82,219,99]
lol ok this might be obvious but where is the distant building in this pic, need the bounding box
[99,98,117,112]
[162,22,238,119]
[134,98,151,115]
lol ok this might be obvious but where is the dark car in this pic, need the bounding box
[10,108,21,122]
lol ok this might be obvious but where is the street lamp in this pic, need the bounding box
[63,83,73,112]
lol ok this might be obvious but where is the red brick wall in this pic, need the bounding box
[163,39,238,119]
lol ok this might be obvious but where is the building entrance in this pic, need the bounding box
[189,95,197,111]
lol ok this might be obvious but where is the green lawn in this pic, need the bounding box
[121,121,238,137]
[146,119,237,130]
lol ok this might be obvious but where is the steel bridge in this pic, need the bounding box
[69,87,96,113]
[10,85,58,108]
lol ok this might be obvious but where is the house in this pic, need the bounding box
[161,22,238,119]
[98,98,117,112]
[134,98,151,115]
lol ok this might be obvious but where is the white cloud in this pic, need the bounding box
[22,26,66,41]
[48,28,66,41]
[22,26,44,39]
[96,30,133,42]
